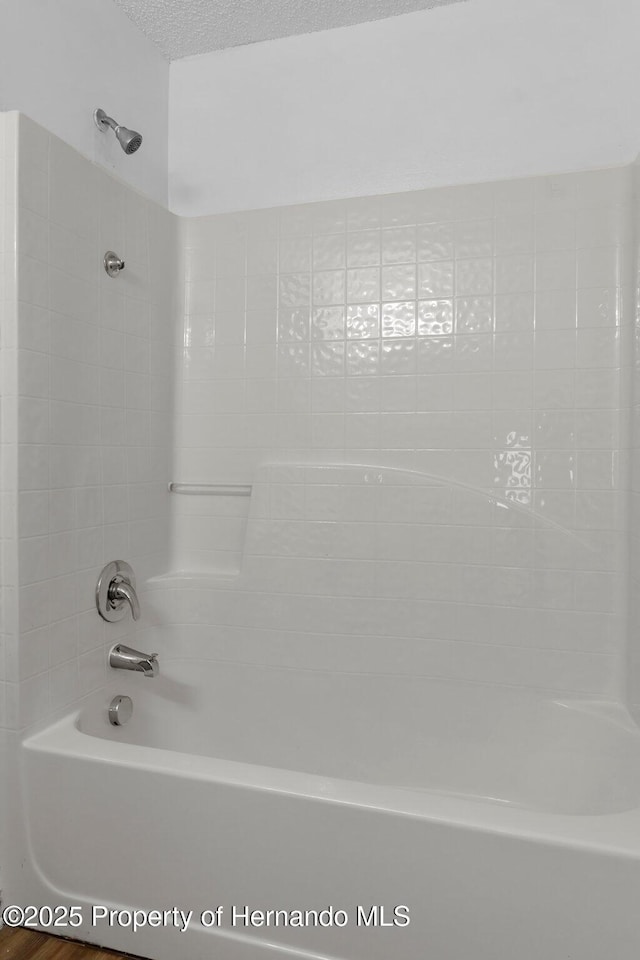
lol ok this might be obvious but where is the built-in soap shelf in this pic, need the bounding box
[146,572,240,588]
[168,482,252,497]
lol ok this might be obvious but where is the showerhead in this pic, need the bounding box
[115,125,143,155]
[94,108,143,155]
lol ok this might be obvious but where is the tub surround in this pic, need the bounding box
[2,112,640,960]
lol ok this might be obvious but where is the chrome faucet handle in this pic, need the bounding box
[108,577,141,621]
[96,561,141,622]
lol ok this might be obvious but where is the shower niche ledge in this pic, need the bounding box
[147,571,242,589]
[168,477,255,580]
[168,482,252,497]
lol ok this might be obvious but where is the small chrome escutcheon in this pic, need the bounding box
[104,251,125,277]
[109,695,133,726]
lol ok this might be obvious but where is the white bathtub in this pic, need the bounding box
[18,658,640,959]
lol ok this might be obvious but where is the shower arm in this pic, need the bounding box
[95,109,118,132]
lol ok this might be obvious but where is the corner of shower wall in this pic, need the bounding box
[168,213,255,577]
[0,110,181,915]
[0,108,19,918]
[626,156,640,720]
[2,111,178,733]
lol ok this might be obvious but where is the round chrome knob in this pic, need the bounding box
[104,251,125,277]
[109,695,133,726]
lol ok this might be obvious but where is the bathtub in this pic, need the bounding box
[17,657,640,960]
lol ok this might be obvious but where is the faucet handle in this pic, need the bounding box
[96,560,139,622]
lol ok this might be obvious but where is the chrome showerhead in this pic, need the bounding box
[94,108,143,155]
[115,125,143,155]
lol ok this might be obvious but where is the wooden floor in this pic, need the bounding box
[0,927,146,959]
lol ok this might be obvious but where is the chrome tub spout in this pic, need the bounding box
[109,644,159,678]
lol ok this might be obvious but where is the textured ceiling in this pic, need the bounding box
[111,0,468,60]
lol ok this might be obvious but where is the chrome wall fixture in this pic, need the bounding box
[104,251,125,277]
[109,645,159,678]
[94,108,143,154]
[109,695,134,726]
[96,561,140,622]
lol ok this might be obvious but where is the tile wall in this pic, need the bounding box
[628,161,640,716]
[149,458,619,696]
[0,111,18,734]
[0,110,18,896]
[169,167,634,696]
[0,111,637,722]
[0,113,177,732]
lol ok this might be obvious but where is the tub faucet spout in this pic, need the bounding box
[109,643,159,678]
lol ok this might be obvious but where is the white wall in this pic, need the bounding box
[169,0,640,217]
[0,0,169,205]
